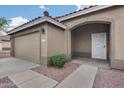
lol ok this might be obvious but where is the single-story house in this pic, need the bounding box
[0,35,10,53]
[8,5,124,70]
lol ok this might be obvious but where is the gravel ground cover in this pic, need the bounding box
[0,77,17,88]
[93,68,124,88]
[32,62,80,82]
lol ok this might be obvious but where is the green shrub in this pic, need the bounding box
[51,55,66,68]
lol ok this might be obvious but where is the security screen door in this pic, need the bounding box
[92,32,107,59]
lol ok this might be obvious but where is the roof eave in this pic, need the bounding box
[8,17,66,35]
[58,5,114,22]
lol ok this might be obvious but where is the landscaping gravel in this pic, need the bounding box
[0,77,17,88]
[32,62,80,82]
[93,68,124,88]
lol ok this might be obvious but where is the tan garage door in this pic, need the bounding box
[14,32,41,63]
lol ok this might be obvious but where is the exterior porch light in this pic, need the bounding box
[42,28,45,34]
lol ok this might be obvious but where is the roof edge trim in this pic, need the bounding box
[8,16,66,34]
[58,5,114,22]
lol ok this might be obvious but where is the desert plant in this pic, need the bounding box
[51,55,66,68]
[0,17,9,30]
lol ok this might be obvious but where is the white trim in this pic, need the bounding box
[58,5,114,22]
[8,16,66,34]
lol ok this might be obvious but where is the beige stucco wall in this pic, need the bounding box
[61,6,124,69]
[10,22,65,65]
[71,23,109,58]
[47,23,65,57]
[10,6,124,69]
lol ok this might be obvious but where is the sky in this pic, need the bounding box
[0,5,90,30]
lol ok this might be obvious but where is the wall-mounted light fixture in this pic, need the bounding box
[41,28,45,34]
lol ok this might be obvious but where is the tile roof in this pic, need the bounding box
[55,5,97,19]
[8,6,97,32]
[56,5,114,22]
[8,16,64,33]
[8,16,67,34]
[8,5,114,34]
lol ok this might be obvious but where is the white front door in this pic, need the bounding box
[92,32,107,59]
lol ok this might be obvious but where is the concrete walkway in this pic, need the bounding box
[7,64,97,88]
[56,65,97,88]
[71,58,110,69]
[0,57,39,78]
[9,70,58,88]
[0,57,99,88]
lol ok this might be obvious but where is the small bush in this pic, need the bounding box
[51,55,66,68]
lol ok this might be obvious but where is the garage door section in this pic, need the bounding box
[14,32,40,64]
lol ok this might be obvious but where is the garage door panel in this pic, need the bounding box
[14,32,40,63]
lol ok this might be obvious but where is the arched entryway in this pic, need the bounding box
[71,21,111,62]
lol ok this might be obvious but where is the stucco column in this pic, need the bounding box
[10,36,15,57]
[65,28,71,60]
[40,24,48,66]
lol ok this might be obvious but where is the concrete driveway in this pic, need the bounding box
[0,57,39,78]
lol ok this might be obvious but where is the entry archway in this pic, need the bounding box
[70,21,111,61]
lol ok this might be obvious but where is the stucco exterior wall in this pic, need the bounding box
[10,6,124,69]
[10,22,65,65]
[71,23,109,58]
[61,6,124,69]
[47,23,65,57]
